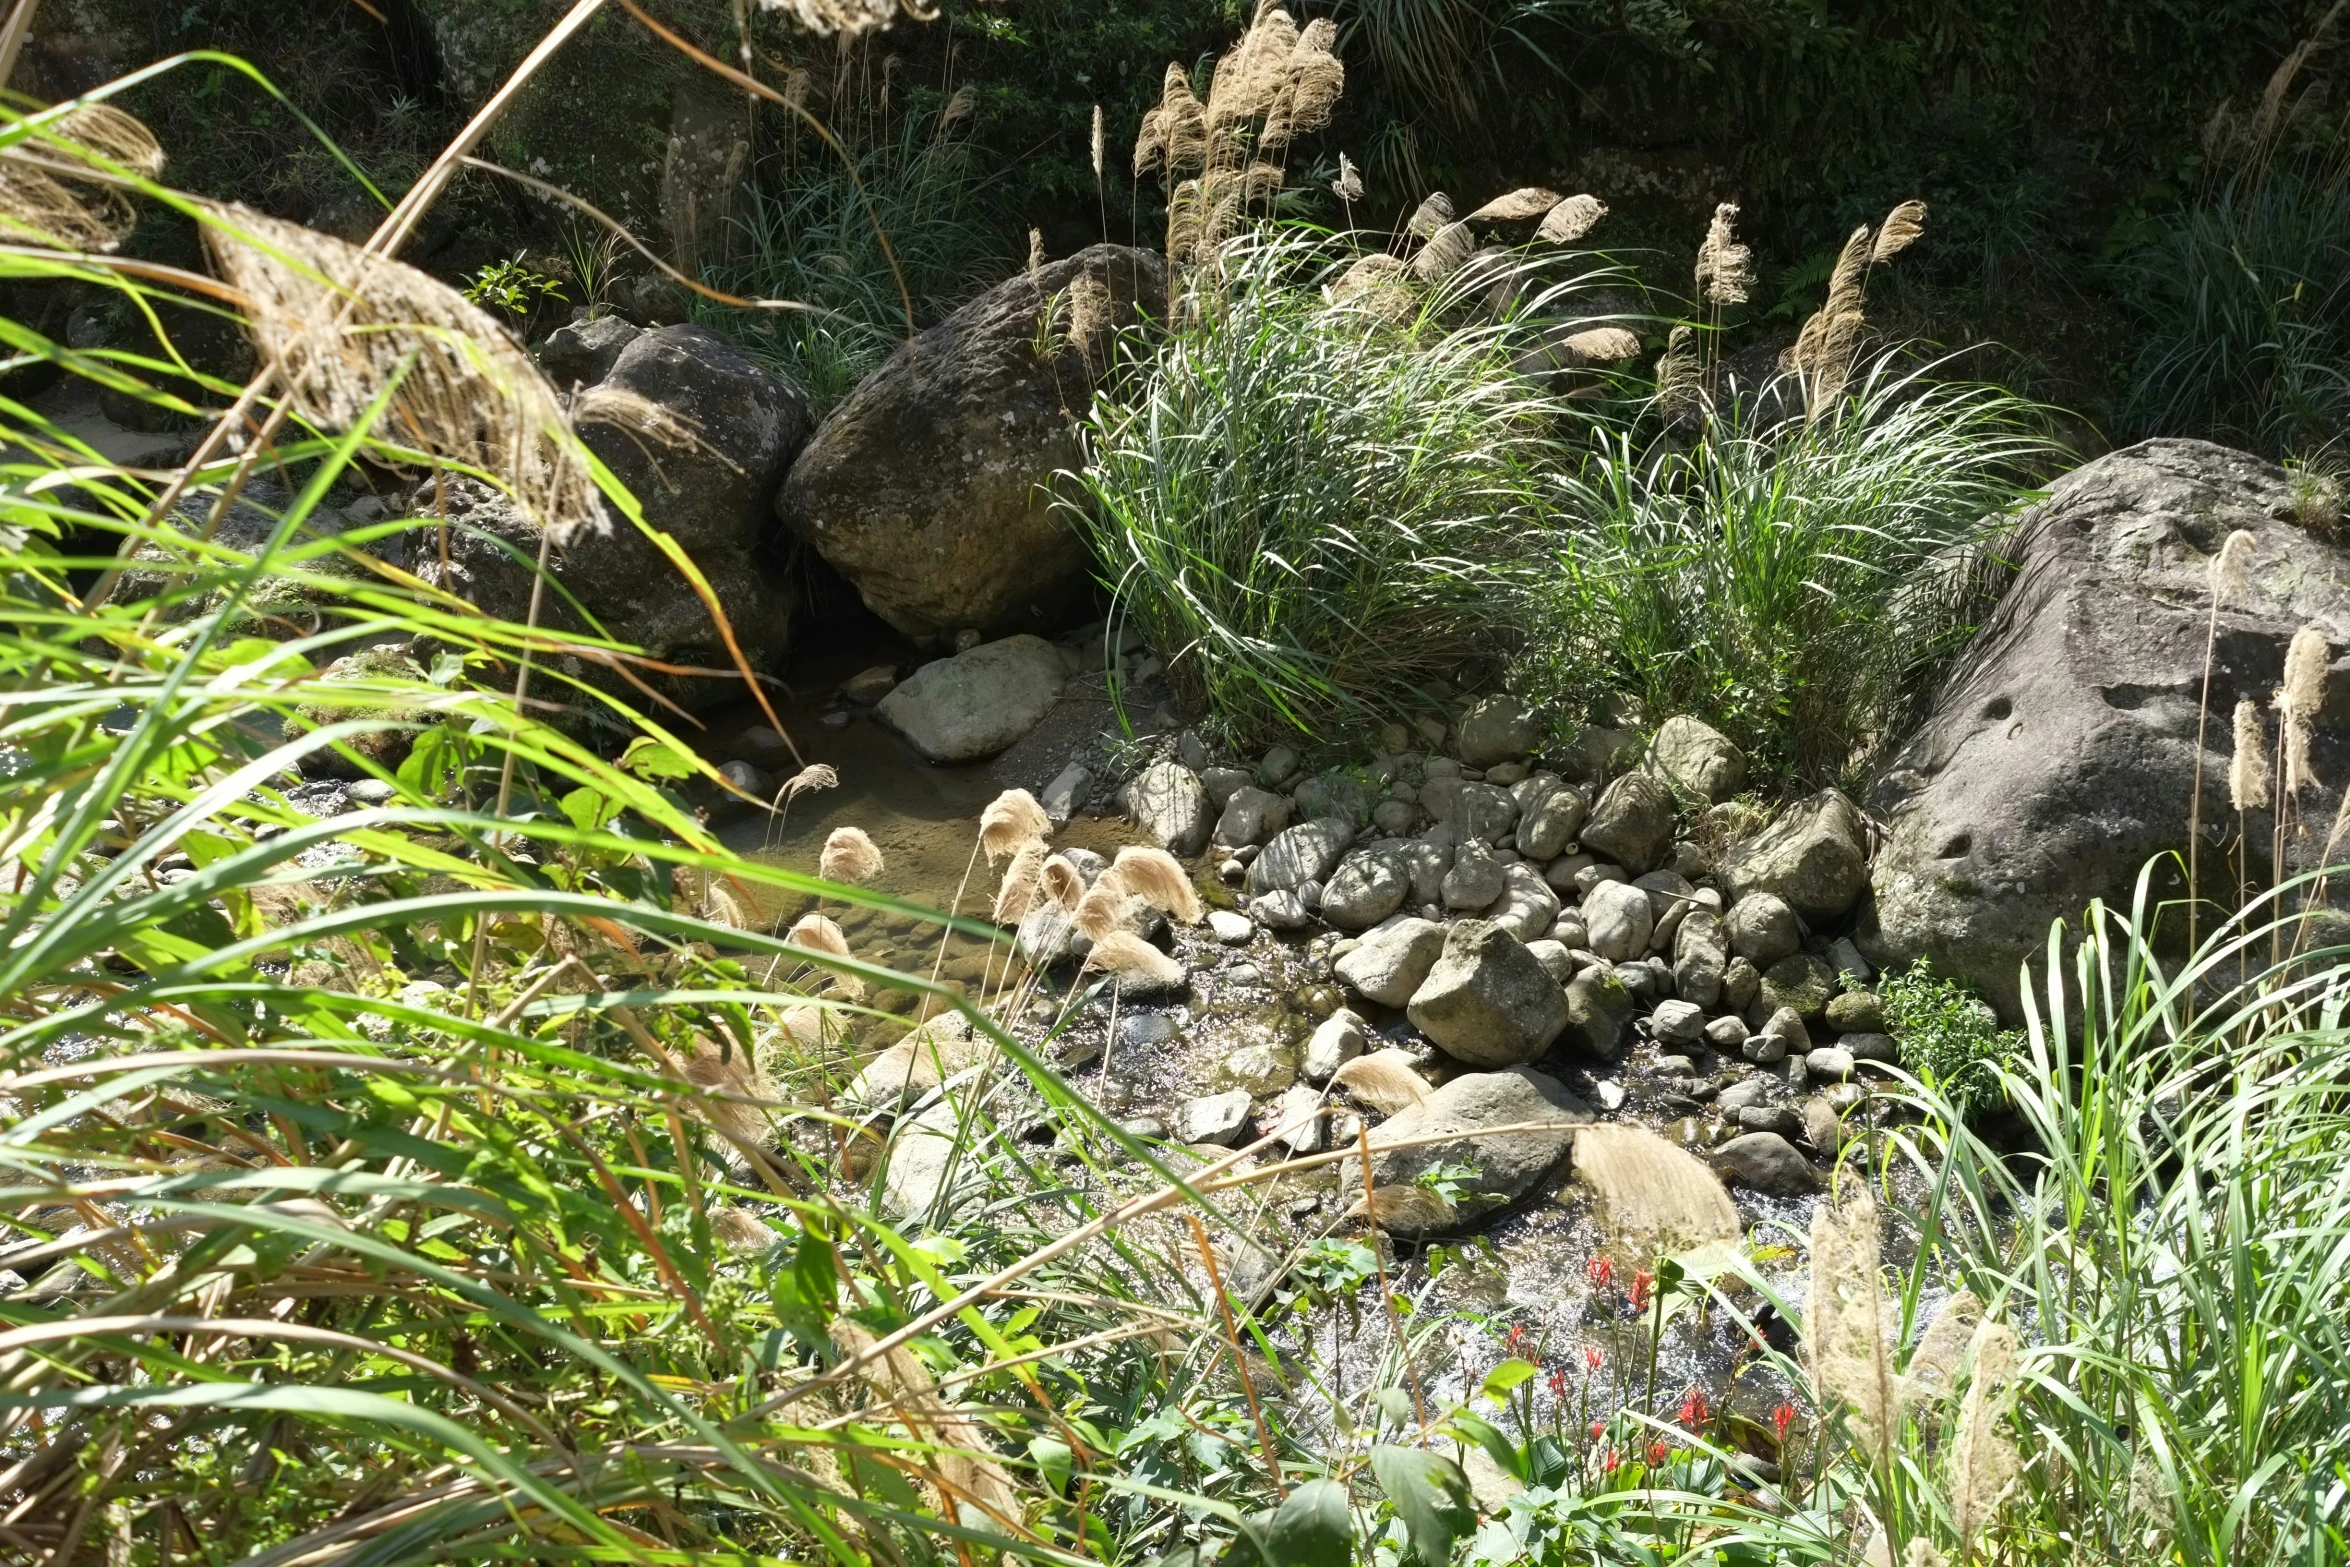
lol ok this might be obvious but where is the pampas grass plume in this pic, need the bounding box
[1346,1184,1452,1231]
[820,826,885,885]
[1807,1186,1898,1475]
[2275,626,2330,796]
[1949,1318,2022,1548]
[1536,192,1607,245]
[1871,199,1928,263]
[1332,152,1363,204]
[1111,845,1203,923]
[1039,854,1085,911]
[1333,1049,1430,1113]
[788,913,852,961]
[1073,874,1133,942]
[992,840,1047,924]
[979,788,1052,862]
[1091,103,1105,180]
[1695,201,1754,306]
[2212,528,2256,608]
[2232,699,2273,811]
[1084,930,1184,988]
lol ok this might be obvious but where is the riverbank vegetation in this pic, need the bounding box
[5,0,2350,1562]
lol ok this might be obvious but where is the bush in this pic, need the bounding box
[1522,353,2057,786]
[1878,959,2019,1121]
[1071,228,1587,746]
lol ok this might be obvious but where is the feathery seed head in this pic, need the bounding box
[0,103,164,249]
[1111,845,1204,923]
[992,839,1048,924]
[1333,1048,1431,1113]
[1091,104,1105,180]
[1084,930,1184,988]
[1073,874,1134,942]
[1807,1187,1898,1473]
[778,763,838,806]
[2231,699,2273,811]
[1333,152,1364,204]
[1039,854,1086,910]
[1871,199,1928,263]
[819,826,885,886]
[1695,201,1754,306]
[2212,528,2257,608]
[1949,1318,2022,1547]
[979,788,1053,862]
[1535,192,1607,245]
[787,914,852,961]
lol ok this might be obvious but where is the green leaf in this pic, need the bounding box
[1373,1387,1415,1427]
[1478,1358,1537,1401]
[619,735,698,781]
[1444,1411,1523,1483]
[1264,1478,1352,1567]
[1028,1435,1074,1494]
[1370,1445,1475,1566]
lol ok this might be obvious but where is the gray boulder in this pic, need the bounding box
[1214,785,1292,849]
[1484,862,1561,943]
[1580,771,1675,874]
[1449,782,1521,845]
[878,635,1068,762]
[1561,964,1636,1059]
[1323,851,1411,930]
[1517,781,1588,860]
[1368,1067,1593,1234]
[1581,879,1654,962]
[1825,989,1884,1031]
[1443,842,1507,909]
[1302,1009,1369,1082]
[1865,441,2350,1019]
[1643,715,1747,802]
[1247,817,1356,895]
[1124,762,1213,856]
[1759,952,1838,1022]
[1723,891,1801,965]
[1672,909,1729,1008]
[1711,1131,1820,1195]
[776,245,1168,638]
[1455,695,1540,766]
[538,311,641,387]
[1179,1091,1254,1147]
[1334,917,1447,1007]
[1721,790,1870,923]
[1405,920,1571,1066]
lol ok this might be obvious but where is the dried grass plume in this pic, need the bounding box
[1110,845,1203,923]
[1808,1186,1898,1475]
[1084,930,1185,989]
[979,788,1052,862]
[2232,699,2273,812]
[819,826,885,885]
[1535,193,1607,245]
[1333,1049,1431,1114]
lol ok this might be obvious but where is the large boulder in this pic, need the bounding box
[1720,790,1869,924]
[1368,1068,1593,1234]
[1323,850,1412,930]
[1579,771,1675,874]
[878,636,1069,762]
[415,325,805,715]
[1335,917,1447,1006]
[776,245,1169,639]
[1864,441,2350,1018]
[1406,920,1571,1066]
[1124,763,1213,856]
[1247,818,1355,895]
[1644,715,1747,802]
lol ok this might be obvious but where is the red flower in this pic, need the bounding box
[1645,1439,1669,1467]
[1586,1255,1614,1289]
[1505,1322,1528,1356]
[1602,1448,1621,1473]
[1584,1345,1603,1373]
[1589,1420,1607,1442]
[1772,1401,1796,1443]
[1631,1268,1655,1312]
[1677,1387,1710,1428]
[1546,1366,1569,1400]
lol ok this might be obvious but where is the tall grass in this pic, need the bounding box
[2118,142,2350,460]
[695,104,1011,412]
[1069,227,1600,747]
[1524,353,2058,785]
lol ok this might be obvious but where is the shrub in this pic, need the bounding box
[1878,959,2019,1121]
[1070,227,1585,746]
[1522,352,2057,786]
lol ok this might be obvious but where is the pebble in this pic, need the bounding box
[1703,1015,1750,1050]
[820,710,851,727]
[1208,910,1255,944]
[1742,1033,1789,1064]
[1594,1079,1626,1111]
[1653,1054,1696,1077]
[347,778,397,805]
[1120,1117,1167,1140]
[1736,1105,1804,1137]
[1220,858,1248,882]
[1226,963,1263,985]
[1651,998,1706,1044]
[1178,1092,1253,1146]
[1717,1077,1771,1113]
[1121,1013,1180,1049]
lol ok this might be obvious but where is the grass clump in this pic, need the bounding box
[1070,227,1582,746]
[1877,960,2019,1122]
[1524,351,2057,786]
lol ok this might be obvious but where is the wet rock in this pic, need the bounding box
[1806,1046,1856,1082]
[777,245,1167,638]
[1214,785,1293,850]
[1736,1105,1804,1137]
[1222,1044,1295,1096]
[1208,910,1255,945]
[1581,879,1654,962]
[1368,1067,1593,1233]
[1742,1033,1788,1065]
[1579,771,1675,874]
[1800,1096,1844,1151]
[1651,998,1706,1044]
[1572,1122,1740,1251]
[1017,901,1089,967]
[1711,1130,1821,1195]
[1323,850,1411,930]
[1444,842,1507,909]
[1122,1013,1180,1049]
[1484,861,1562,943]
[1673,909,1729,1009]
[1247,818,1355,895]
[1757,1006,1811,1056]
[1724,891,1801,966]
[1455,695,1540,767]
[1643,714,1747,802]
[1562,964,1636,1060]
[1825,989,1883,1032]
[1249,889,1315,930]
[1302,1008,1369,1083]
[1717,1076,1771,1114]
[1720,789,1869,924]
[1334,917,1447,1007]
[1406,920,1571,1067]
[1179,1091,1253,1146]
[1123,762,1213,856]
[1760,953,1838,1022]
[878,635,1069,762]
[1271,1085,1326,1153]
